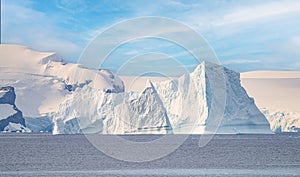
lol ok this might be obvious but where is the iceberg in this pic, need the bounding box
[52,62,272,134]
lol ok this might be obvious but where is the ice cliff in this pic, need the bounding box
[52,62,272,134]
[53,80,172,134]
[154,62,271,134]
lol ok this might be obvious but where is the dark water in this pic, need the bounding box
[0,133,300,177]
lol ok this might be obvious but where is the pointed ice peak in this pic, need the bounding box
[145,79,155,88]
[190,61,206,77]
[199,61,221,69]
[193,61,205,73]
[141,79,158,94]
[191,61,225,76]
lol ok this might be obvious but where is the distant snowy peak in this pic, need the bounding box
[0,44,61,71]
[0,44,124,93]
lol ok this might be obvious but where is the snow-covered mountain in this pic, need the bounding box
[0,44,124,132]
[0,44,272,134]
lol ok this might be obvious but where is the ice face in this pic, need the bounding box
[52,62,272,134]
[52,81,172,134]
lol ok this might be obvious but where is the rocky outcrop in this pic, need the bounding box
[0,86,29,132]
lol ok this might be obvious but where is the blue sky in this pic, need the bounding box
[2,0,300,74]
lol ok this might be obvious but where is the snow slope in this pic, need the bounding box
[241,71,300,132]
[0,44,124,132]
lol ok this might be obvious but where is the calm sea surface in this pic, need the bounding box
[0,133,300,177]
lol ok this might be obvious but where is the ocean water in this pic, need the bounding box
[0,133,300,177]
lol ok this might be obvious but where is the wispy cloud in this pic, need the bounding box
[2,0,300,72]
[2,0,83,61]
[222,59,261,65]
[214,1,300,26]
[280,36,300,56]
[3,1,45,23]
[55,0,88,14]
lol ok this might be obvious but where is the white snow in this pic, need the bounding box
[242,71,300,79]
[0,44,124,120]
[120,76,176,92]
[261,109,300,132]
[241,71,300,132]
[52,81,172,134]
[0,104,16,119]
[3,122,31,133]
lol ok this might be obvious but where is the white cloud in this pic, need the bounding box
[3,0,300,71]
[270,36,300,70]
[3,2,45,23]
[215,1,300,26]
[222,59,261,65]
[2,1,82,61]
[55,0,88,14]
[285,36,300,54]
